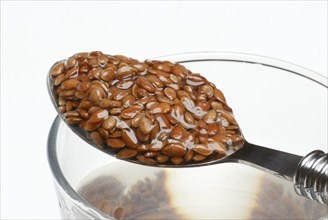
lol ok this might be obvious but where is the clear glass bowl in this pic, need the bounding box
[48,52,328,219]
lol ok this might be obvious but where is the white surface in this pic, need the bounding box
[1,1,327,219]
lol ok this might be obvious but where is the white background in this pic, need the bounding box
[1,1,327,219]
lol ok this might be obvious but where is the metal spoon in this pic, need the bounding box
[47,58,327,205]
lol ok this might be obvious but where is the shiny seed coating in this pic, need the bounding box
[49,51,244,166]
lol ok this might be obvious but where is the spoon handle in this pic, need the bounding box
[228,142,327,205]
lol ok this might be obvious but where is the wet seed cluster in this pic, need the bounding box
[50,51,245,165]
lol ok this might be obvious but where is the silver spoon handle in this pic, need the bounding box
[293,150,328,205]
[228,142,327,205]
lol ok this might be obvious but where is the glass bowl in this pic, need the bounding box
[48,52,328,219]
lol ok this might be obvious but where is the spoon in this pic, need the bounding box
[47,52,327,205]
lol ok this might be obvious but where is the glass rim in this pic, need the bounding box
[47,51,327,219]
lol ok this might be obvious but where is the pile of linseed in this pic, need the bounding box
[49,51,245,165]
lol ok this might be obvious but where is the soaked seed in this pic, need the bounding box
[156,95,174,105]
[109,131,122,138]
[122,95,135,108]
[156,154,169,163]
[148,141,164,151]
[137,88,148,97]
[117,66,136,79]
[121,105,143,119]
[110,107,124,115]
[65,101,73,112]
[88,58,100,68]
[150,122,160,140]
[90,131,104,147]
[144,151,159,158]
[192,153,207,162]
[183,85,193,94]
[171,157,184,165]
[88,106,102,115]
[165,113,178,125]
[136,156,157,165]
[149,103,171,114]
[98,98,111,108]
[180,96,195,113]
[158,75,173,85]
[172,65,188,78]
[210,134,231,146]
[77,81,90,92]
[226,130,236,135]
[59,89,75,97]
[54,74,65,86]
[136,77,155,92]
[219,110,237,124]
[211,101,224,111]
[193,144,213,156]
[207,123,220,136]
[85,123,101,135]
[157,132,169,141]
[65,117,82,124]
[184,149,194,162]
[102,116,117,131]
[106,138,125,149]
[146,75,164,88]
[131,62,148,72]
[100,68,116,82]
[116,80,134,90]
[88,67,102,80]
[184,112,195,124]
[204,109,217,123]
[201,85,214,98]
[88,109,108,124]
[65,56,77,69]
[111,87,129,101]
[90,86,104,105]
[170,74,178,83]
[64,66,79,79]
[156,62,172,72]
[186,74,205,86]
[79,100,93,109]
[91,80,109,93]
[154,114,171,129]
[177,90,190,99]
[139,116,153,135]
[146,101,157,109]
[97,127,109,140]
[131,84,139,98]
[61,79,80,90]
[116,148,138,159]
[74,90,87,99]
[163,87,176,100]
[136,144,148,152]
[131,113,144,127]
[208,140,227,153]
[230,134,245,145]
[122,129,138,148]
[51,62,65,76]
[162,143,186,157]
[172,103,186,117]
[64,111,79,118]
[171,125,184,140]
[147,68,170,77]
[214,89,226,103]
[97,54,109,65]
[135,96,156,105]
